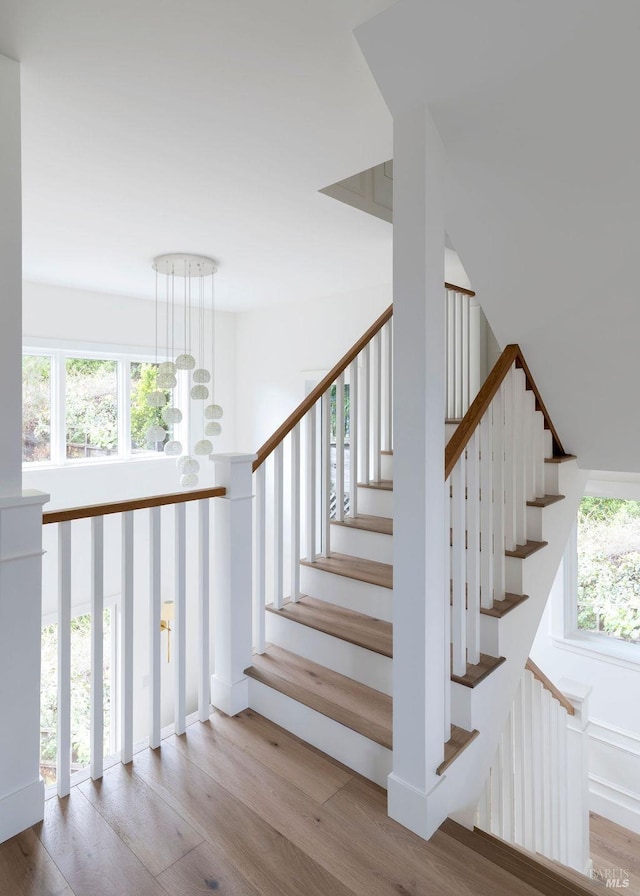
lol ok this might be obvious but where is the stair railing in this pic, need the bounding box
[445,345,565,681]
[476,659,591,875]
[445,283,481,420]
[42,483,226,798]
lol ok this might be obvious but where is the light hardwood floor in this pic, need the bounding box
[0,709,557,896]
[591,811,640,894]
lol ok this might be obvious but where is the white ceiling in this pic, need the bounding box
[0,0,394,310]
[358,0,640,473]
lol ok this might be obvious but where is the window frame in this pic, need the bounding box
[22,340,189,468]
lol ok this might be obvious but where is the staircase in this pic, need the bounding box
[242,291,589,852]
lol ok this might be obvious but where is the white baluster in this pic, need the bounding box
[198,499,211,722]
[149,506,162,748]
[466,429,480,665]
[541,688,553,858]
[492,387,506,600]
[321,390,331,557]
[524,388,536,502]
[336,373,345,521]
[91,515,104,780]
[121,511,134,763]
[349,359,358,517]
[523,670,535,851]
[534,410,546,498]
[451,456,466,677]
[306,406,316,560]
[174,502,186,736]
[57,521,72,797]
[446,290,455,419]
[558,702,569,865]
[503,367,516,552]
[532,677,544,853]
[461,293,470,414]
[479,413,494,609]
[478,774,491,831]
[384,319,393,451]
[512,679,525,846]
[362,343,370,483]
[290,424,301,601]
[254,464,266,652]
[491,745,503,837]
[502,711,514,841]
[549,694,560,860]
[372,332,381,482]
[455,292,463,419]
[514,368,527,547]
[273,442,284,607]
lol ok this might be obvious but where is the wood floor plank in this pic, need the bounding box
[266,595,393,657]
[331,513,393,536]
[300,551,393,588]
[78,761,203,876]
[325,777,543,896]
[590,811,640,893]
[157,840,264,896]
[36,789,168,896]
[206,708,352,804]
[132,738,355,896]
[246,645,392,748]
[0,828,71,896]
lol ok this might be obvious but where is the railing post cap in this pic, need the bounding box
[211,453,257,464]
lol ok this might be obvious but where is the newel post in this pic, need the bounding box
[559,678,592,876]
[210,454,256,716]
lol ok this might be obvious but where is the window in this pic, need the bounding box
[577,497,640,645]
[130,361,171,454]
[22,354,52,462]
[66,358,119,459]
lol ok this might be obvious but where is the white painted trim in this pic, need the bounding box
[387,771,449,839]
[589,718,640,757]
[0,779,44,843]
[589,774,640,836]
[551,635,640,672]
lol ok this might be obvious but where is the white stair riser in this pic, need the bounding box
[357,486,393,517]
[330,524,393,565]
[265,611,392,695]
[445,422,459,444]
[300,563,393,622]
[380,453,394,480]
[247,677,392,788]
[544,464,561,495]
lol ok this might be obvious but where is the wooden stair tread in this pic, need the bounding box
[527,494,565,508]
[331,514,393,536]
[441,820,603,895]
[505,539,548,559]
[451,652,506,688]
[245,645,392,749]
[380,449,393,456]
[545,454,577,464]
[266,596,392,658]
[300,552,393,589]
[437,725,479,775]
[481,592,530,618]
[357,479,393,491]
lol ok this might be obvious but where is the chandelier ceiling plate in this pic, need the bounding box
[152,253,217,277]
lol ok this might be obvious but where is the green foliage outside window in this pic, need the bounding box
[130,362,170,452]
[66,358,118,457]
[577,497,640,643]
[23,355,52,462]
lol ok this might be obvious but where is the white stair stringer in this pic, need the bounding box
[265,608,392,696]
[247,676,392,788]
[443,459,588,826]
[330,523,393,565]
[299,563,393,622]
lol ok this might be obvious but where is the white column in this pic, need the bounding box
[559,678,593,875]
[210,453,256,716]
[386,105,448,839]
[0,55,50,845]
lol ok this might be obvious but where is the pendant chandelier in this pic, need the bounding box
[149,253,223,488]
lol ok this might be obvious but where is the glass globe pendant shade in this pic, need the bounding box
[205,404,223,420]
[180,473,199,488]
[190,384,209,400]
[163,440,183,456]
[205,421,222,437]
[162,406,182,425]
[176,455,200,475]
[192,368,211,384]
[175,353,196,370]
[147,390,167,408]
[156,372,177,389]
[194,439,213,456]
[159,361,177,375]
[146,424,167,443]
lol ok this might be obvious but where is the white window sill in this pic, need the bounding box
[551,633,640,672]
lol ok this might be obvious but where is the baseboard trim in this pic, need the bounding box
[387,771,448,839]
[0,778,44,845]
[589,774,640,835]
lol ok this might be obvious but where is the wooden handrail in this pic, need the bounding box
[444,344,565,480]
[253,281,475,473]
[525,658,575,716]
[43,486,226,525]
[252,304,393,473]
